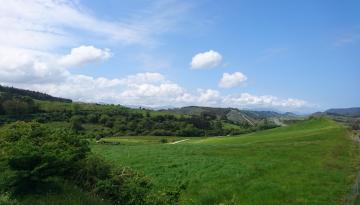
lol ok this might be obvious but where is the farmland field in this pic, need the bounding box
[92,118,360,205]
[99,136,187,145]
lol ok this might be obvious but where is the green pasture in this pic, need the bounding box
[93,118,360,205]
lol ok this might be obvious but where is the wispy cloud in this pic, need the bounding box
[0,0,192,50]
[334,32,360,47]
[257,47,288,62]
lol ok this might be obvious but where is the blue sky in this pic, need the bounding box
[0,0,359,113]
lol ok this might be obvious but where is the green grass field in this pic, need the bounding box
[92,118,360,205]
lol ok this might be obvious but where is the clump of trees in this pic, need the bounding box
[0,94,38,115]
[0,121,179,205]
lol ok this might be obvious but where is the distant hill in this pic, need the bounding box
[311,107,360,129]
[0,85,72,103]
[325,107,360,117]
[161,106,301,126]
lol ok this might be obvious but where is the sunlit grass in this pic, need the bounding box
[93,118,360,205]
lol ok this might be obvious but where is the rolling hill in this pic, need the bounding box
[326,107,360,117]
[162,106,302,126]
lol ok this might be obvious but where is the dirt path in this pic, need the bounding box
[344,130,360,205]
[169,139,189,144]
[351,130,360,145]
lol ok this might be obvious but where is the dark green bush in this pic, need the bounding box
[0,121,174,204]
[0,193,19,205]
[70,115,84,133]
[0,122,89,194]
[93,168,152,205]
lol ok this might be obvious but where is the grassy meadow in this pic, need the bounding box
[92,118,360,205]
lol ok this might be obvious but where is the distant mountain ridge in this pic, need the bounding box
[325,107,360,117]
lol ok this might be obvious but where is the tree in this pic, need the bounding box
[72,103,81,115]
[2,100,29,115]
[99,114,111,124]
[87,113,99,123]
[176,124,203,136]
[70,116,83,133]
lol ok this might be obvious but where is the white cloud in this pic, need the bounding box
[0,47,68,84]
[190,50,222,69]
[219,72,247,88]
[59,46,112,67]
[223,93,307,109]
[3,69,308,111]
[198,89,220,105]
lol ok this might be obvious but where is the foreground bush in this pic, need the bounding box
[0,121,89,194]
[0,121,177,204]
[72,155,180,205]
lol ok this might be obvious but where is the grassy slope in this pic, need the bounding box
[92,118,360,205]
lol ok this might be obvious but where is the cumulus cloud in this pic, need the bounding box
[0,45,113,83]
[4,68,308,111]
[190,50,222,69]
[59,46,112,67]
[0,47,68,84]
[223,93,307,108]
[219,72,247,88]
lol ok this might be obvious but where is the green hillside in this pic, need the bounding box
[0,85,278,137]
[93,118,360,205]
[163,106,302,127]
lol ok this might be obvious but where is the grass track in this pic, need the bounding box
[93,118,360,205]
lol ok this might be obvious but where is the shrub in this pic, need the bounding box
[72,155,112,190]
[70,115,84,133]
[0,193,19,205]
[71,155,173,205]
[0,122,89,194]
[93,168,153,205]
